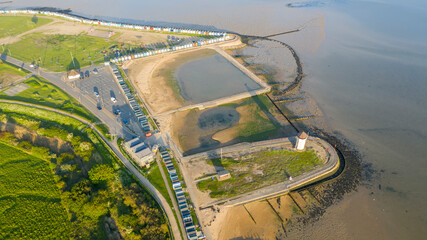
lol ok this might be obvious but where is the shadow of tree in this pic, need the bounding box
[32,14,38,24]
[67,57,80,71]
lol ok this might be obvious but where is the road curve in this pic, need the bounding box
[0,101,183,239]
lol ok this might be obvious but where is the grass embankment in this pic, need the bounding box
[0,103,170,239]
[197,149,323,199]
[0,141,70,239]
[5,33,115,72]
[0,16,53,39]
[147,163,172,206]
[0,76,98,121]
[0,60,29,87]
[0,75,110,137]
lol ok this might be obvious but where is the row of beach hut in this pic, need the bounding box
[110,36,230,63]
[160,150,202,240]
[1,9,228,37]
[110,63,152,137]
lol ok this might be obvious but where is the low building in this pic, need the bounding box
[67,69,80,80]
[295,131,308,150]
[217,170,231,181]
[124,138,155,168]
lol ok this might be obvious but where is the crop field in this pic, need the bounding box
[0,141,70,239]
[0,76,99,122]
[0,16,52,39]
[197,149,323,198]
[5,32,117,72]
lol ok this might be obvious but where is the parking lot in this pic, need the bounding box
[70,65,144,138]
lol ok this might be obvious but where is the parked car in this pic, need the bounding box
[94,91,99,97]
[93,68,98,74]
[80,72,84,79]
[115,109,121,115]
[85,70,90,78]
[111,96,117,103]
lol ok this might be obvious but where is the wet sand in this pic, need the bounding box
[126,48,217,115]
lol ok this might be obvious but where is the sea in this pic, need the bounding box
[5,0,427,239]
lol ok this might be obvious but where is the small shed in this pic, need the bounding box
[295,131,308,150]
[217,170,231,181]
[67,69,80,80]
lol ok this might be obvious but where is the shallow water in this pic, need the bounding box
[175,54,262,103]
[6,0,427,238]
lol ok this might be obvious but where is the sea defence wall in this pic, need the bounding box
[153,46,271,117]
[178,137,340,208]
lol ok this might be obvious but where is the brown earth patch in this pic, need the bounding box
[0,121,72,154]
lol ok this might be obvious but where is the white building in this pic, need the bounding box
[295,131,308,150]
[67,69,80,80]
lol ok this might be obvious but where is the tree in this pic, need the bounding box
[88,164,115,184]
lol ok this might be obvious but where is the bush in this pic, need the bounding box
[89,164,115,184]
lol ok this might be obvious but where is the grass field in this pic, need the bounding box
[0,76,100,123]
[197,149,323,198]
[0,16,52,39]
[0,61,28,77]
[5,32,116,72]
[0,61,29,87]
[0,141,70,240]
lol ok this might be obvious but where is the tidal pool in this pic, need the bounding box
[174,53,262,103]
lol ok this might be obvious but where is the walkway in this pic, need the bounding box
[181,137,339,209]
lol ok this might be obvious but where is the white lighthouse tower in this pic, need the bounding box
[295,131,308,150]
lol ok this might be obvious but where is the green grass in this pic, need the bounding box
[236,95,281,142]
[0,102,85,129]
[0,61,29,77]
[5,32,117,72]
[0,16,53,39]
[94,123,111,140]
[198,149,323,199]
[0,141,70,240]
[147,163,173,207]
[0,76,101,123]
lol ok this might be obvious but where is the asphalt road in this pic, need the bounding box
[1,55,142,139]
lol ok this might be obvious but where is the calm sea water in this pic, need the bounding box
[6,0,427,238]
[175,54,262,103]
